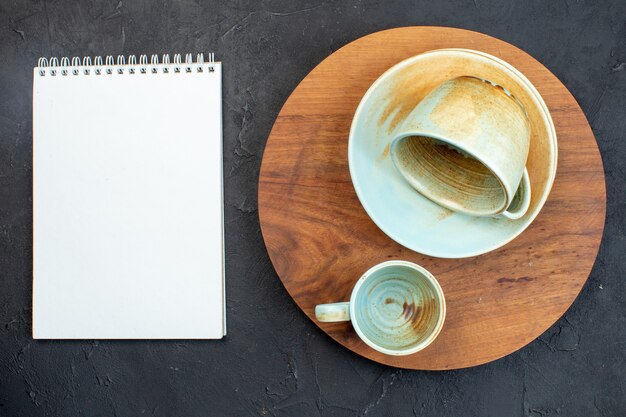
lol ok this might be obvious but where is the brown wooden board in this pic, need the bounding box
[258,26,606,370]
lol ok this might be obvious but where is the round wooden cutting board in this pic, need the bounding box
[258,27,605,370]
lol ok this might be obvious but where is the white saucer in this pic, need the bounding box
[348,49,557,258]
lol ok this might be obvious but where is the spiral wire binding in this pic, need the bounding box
[37,53,216,76]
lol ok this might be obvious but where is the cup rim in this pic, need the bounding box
[390,132,513,217]
[349,260,446,356]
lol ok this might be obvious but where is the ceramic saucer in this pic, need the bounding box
[348,49,557,258]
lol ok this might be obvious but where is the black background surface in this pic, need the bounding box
[1,1,625,416]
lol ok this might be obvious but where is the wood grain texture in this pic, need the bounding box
[258,27,606,370]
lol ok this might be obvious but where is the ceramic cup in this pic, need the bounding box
[315,260,445,356]
[389,76,531,219]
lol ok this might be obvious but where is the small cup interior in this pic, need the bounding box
[352,263,444,354]
[391,135,507,215]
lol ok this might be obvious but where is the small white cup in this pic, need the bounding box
[315,260,446,356]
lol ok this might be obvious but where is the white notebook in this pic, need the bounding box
[32,53,225,339]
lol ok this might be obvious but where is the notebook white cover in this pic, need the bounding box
[32,55,224,339]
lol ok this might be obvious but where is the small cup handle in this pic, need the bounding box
[501,168,531,220]
[315,302,351,322]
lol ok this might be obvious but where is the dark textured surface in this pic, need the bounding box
[0,0,624,416]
